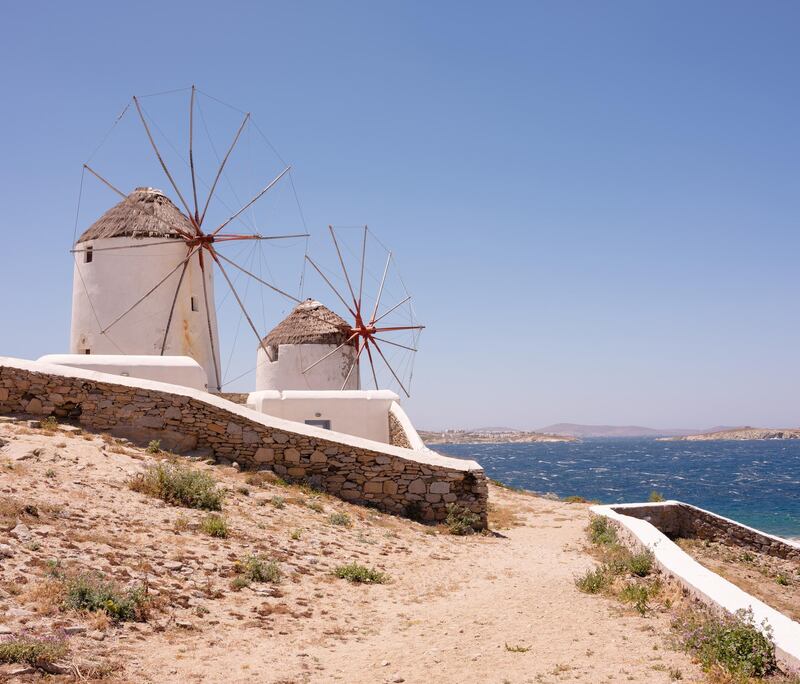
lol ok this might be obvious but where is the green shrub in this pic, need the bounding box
[129,462,223,511]
[563,495,589,503]
[0,634,68,665]
[40,416,59,431]
[333,563,389,584]
[627,551,654,577]
[201,514,229,538]
[588,516,618,546]
[329,512,352,527]
[648,491,665,502]
[290,528,302,540]
[63,573,148,622]
[146,439,162,454]
[673,607,776,679]
[575,566,609,594]
[236,555,281,583]
[619,583,650,615]
[271,495,286,509]
[445,504,480,536]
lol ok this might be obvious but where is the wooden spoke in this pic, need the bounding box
[133,96,197,231]
[364,340,379,390]
[305,255,357,317]
[212,232,309,242]
[369,251,392,324]
[198,249,222,391]
[302,333,358,374]
[214,250,301,304]
[372,336,418,352]
[210,165,291,236]
[371,339,410,398]
[102,246,199,334]
[341,338,366,390]
[373,325,425,333]
[199,111,250,226]
[328,226,359,312]
[83,164,126,199]
[188,85,200,224]
[372,295,412,325]
[71,240,181,254]
[160,250,194,354]
[208,247,271,360]
[357,225,367,312]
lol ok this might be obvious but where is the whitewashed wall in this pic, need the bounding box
[70,237,222,391]
[247,389,397,443]
[255,342,359,391]
[37,354,208,391]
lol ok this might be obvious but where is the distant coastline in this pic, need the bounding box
[419,429,576,445]
[659,427,800,442]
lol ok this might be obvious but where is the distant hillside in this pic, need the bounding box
[535,423,717,438]
[660,427,800,441]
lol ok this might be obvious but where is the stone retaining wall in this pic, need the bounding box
[388,411,412,449]
[611,502,800,562]
[0,358,487,527]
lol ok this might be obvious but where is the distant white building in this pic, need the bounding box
[69,187,222,391]
[255,299,359,391]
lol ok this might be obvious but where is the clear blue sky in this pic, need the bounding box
[1,1,798,430]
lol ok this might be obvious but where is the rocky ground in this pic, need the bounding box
[676,538,800,622]
[0,416,704,683]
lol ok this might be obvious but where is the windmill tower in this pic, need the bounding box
[256,299,360,391]
[70,187,222,390]
[70,86,309,394]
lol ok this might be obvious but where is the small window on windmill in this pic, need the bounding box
[84,246,93,264]
[83,348,91,355]
[266,345,278,362]
[305,419,331,430]
[191,296,198,312]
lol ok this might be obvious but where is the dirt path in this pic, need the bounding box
[0,419,702,683]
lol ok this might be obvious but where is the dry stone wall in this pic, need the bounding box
[388,411,412,449]
[0,359,487,527]
[612,503,800,562]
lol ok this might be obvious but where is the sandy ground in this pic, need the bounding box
[0,417,704,683]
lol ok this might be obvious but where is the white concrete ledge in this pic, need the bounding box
[591,501,800,670]
[0,356,483,473]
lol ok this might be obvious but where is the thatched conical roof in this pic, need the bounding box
[262,299,354,347]
[76,187,194,243]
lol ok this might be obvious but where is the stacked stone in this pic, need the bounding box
[388,411,413,449]
[0,363,488,528]
[612,503,800,562]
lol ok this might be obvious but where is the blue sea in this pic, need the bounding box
[434,439,800,539]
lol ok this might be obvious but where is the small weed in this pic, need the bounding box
[333,563,389,584]
[305,499,324,513]
[668,668,683,681]
[62,573,148,622]
[575,566,609,594]
[329,512,352,527]
[237,486,250,497]
[129,462,224,511]
[201,514,229,538]
[271,495,286,509]
[0,633,68,666]
[504,643,530,653]
[44,468,56,479]
[146,440,161,454]
[776,574,789,586]
[619,583,650,615]
[445,504,480,536]
[25,541,41,552]
[673,607,776,679]
[236,555,281,583]
[40,416,59,432]
[648,490,665,502]
[627,551,654,577]
[173,514,189,532]
[230,576,250,591]
[290,528,302,540]
[588,516,617,546]
[563,495,589,503]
